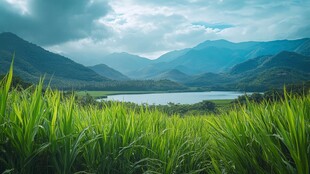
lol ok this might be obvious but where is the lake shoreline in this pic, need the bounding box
[98,91,252,105]
[77,88,255,99]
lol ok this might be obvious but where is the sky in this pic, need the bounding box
[1,0,310,65]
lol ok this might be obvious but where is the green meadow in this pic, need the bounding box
[0,65,309,173]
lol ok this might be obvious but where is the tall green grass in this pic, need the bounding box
[0,63,309,173]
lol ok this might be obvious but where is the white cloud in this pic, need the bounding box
[50,0,310,63]
[5,0,29,14]
[2,0,309,64]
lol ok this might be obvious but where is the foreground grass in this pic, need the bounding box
[0,66,309,173]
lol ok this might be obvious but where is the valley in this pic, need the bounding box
[1,32,309,92]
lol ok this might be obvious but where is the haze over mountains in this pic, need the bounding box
[93,52,151,75]
[97,38,310,80]
[1,32,310,91]
[0,32,185,90]
[88,64,129,81]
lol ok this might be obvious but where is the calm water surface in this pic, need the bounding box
[101,91,249,105]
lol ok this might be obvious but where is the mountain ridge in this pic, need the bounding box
[0,32,110,86]
[150,69,190,82]
[98,52,152,74]
[186,51,310,90]
[88,64,130,81]
[125,38,310,79]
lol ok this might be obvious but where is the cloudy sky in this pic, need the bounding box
[1,0,310,65]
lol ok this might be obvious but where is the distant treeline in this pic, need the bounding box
[0,74,187,91]
[0,74,31,89]
[233,81,310,104]
[63,79,187,91]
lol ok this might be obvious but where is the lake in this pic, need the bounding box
[100,91,249,105]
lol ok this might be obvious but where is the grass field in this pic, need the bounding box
[209,99,232,111]
[1,65,309,173]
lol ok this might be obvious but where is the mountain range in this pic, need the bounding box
[97,38,310,81]
[1,32,309,91]
[95,37,310,90]
[0,32,185,90]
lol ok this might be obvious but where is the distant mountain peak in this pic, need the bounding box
[167,69,185,74]
[112,52,130,56]
[0,32,37,50]
[0,32,26,43]
[194,39,236,50]
[207,39,231,43]
[108,52,149,59]
[100,52,152,74]
[151,69,190,82]
[89,64,130,81]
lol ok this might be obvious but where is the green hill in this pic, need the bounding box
[229,55,270,75]
[186,73,232,87]
[0,32,109,86]
[88,64,130,81]
[186,51,310,91]
[235,67,310,91]
[231,51,310,74]
[151,69,190,82]
[232,51,310,90]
